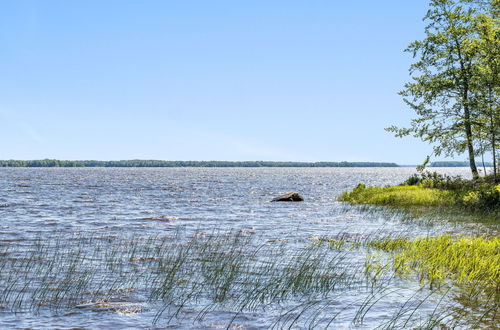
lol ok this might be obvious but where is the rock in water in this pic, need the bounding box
[271,192,304,202]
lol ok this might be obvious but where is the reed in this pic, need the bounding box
[368,235,499,291]
[0,229,497,328]
[368,234,499,328]
[0,230,363,327]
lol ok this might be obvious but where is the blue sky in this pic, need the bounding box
[0,0,457,164]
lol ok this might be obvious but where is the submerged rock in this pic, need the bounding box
[271,192,304,202]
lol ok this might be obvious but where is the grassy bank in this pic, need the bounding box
[339,172,500,220]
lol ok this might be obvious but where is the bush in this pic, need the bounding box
[459,184,500,211]
[403,174,421,186]
[402,172,466,190]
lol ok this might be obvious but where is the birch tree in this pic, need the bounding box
[388,0,485,178]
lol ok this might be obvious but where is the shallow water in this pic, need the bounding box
[0,167,496,328]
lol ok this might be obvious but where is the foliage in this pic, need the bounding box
[387,0,500,178]
[403,171,467,189]
[472,1,500,178]
[458,183,500,210]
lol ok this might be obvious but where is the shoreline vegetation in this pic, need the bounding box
[316,233,499,327]
[335,0,500,323]
[339,171,500,220]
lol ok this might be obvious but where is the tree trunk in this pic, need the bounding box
[492,119,498,182]
[460,71,478,179]
[481,151,486,176]
[489,88,498,182]
[463,103,479,179]
[454,37,478,179]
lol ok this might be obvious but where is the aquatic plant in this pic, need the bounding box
[369,234,500,327]
[0,231,367,327]
[369,235,500,290]
[1,229,497,328]
[313,232,500,328]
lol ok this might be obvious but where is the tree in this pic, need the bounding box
[387,0,486,178]
[472,0,499,180]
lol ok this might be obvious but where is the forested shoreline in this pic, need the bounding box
[431,161,493,167]
[3,159,493,168]
[0,159,399,168]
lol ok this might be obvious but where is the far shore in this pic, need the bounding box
[0,159,493,168]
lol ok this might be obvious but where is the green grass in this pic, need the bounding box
[339,172,500,221]
[339,184,454,207]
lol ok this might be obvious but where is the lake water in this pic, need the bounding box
[0,167,496,328]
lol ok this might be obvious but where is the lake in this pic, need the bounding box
[0,167,496,328]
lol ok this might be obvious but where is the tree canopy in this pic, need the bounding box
[388,0,499,179]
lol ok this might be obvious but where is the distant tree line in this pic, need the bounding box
[0,159,399,168]
[430,161,492,167]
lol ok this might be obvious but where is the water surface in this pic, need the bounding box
[0,167,495,328]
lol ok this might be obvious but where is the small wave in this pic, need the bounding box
[138,216,178,221]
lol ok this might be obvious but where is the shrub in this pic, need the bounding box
[403,172,466,190]
[459,184,500,211]
[403,174,421,186]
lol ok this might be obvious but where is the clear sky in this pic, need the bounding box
[0,0,463,164]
